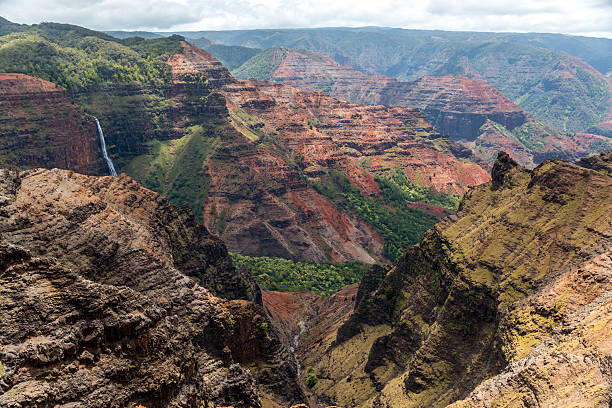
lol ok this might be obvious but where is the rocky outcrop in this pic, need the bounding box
[379,75,528,138]
[304,151,612,407]
[0,168,305,407]
[449,251,612,408]
[266,47,395,106]
[0,73,102,174]
[577,150,612,176]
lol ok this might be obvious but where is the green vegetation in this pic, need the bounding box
[124,124,220,221]
[203,44,261,70]
[0,24,182,91]
[375,169,461,210]
[312,169,440,260]
[305,366,318,387]
[230,252,369,296]
[230,107,266,141]
[232,47,288,80]
[508,120,556,152]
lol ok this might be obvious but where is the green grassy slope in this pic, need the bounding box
[233,47,289,80]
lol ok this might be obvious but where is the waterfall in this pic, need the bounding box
[290,321,307,378]
[94,117,117,177]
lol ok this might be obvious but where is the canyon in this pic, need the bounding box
[260,151,612,407]
[1,151,610,407]
[0,26,491,263]
[0,18,611,408]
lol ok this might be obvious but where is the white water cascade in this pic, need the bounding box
[94,117,117,177]
[290,321,307,378]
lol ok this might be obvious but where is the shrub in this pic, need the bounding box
[305,366,318,387]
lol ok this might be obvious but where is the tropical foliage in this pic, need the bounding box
[0,23,182,91]
[312,169,440,260]
[230,252,369,296]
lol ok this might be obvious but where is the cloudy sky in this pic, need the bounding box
[1,0,611,38]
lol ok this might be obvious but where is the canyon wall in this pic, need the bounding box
[0,73,102,174]
[300,151,612,407]
[0,168,304,407]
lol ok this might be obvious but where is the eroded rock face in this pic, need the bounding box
[0,74,102,174]
[164,44,387,263]
[305,151,612,407]
[262,284,358,352]
[172,43,491,194]
[159,42,490,263]
[449,251,612,408]
[253,49,612,168]
[0,168,304,407]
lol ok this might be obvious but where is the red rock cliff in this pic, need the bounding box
[0,73,102,174]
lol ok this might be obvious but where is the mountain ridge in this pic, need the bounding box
[159,27,612,133]
[231,46,611,167]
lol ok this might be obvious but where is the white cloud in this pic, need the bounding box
[0,0,610,38]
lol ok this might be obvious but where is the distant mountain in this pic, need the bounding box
[200,43,261,70]
[105,30,261,71]
[176,27,612,78]
[178,27,612,133]
[229,46,611,167]
[0,16,23,35]
[104,30,163,39]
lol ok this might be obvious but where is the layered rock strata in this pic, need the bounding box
[301,151,612,407]
[0,73,101,174]
[248,48,611,167]
[0,168,305,407]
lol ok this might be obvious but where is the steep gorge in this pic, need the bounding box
[296,151,612,407]
[0,26,491,263]
[120,41,490,263]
